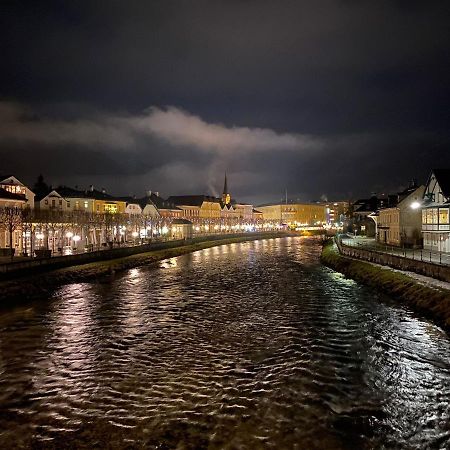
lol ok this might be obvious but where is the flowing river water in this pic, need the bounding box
[0,237,449,449]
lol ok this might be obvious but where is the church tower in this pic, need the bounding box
[222,172,231,205]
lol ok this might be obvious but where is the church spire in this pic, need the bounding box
[222,172,231,205]
[223,172,228,195]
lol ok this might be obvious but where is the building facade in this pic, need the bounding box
[377,185,425,247]
[422,169,450,253]
[0,175,35,208]
[257,203,326,227]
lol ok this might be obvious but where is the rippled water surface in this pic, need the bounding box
[1,237,450,449]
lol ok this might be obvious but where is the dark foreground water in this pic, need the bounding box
[0,237,449,449]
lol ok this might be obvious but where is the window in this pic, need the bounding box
[67,202,70,208]
[439,208,449,224]
[84,201,88,209]
[59,200,62,205]
[432,208,438,224]
[104,203,118,213]
[45,200,48,205]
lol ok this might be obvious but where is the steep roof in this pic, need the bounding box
[35,188,58,202]
[432,169,450,198]
[135,195,160,210]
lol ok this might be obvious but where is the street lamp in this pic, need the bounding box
[411,201,421,210]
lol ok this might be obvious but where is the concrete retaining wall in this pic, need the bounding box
[337,238,450,283]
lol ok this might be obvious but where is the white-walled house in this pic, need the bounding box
[422,169,450,253]
[0,187,28,253]
[36,190,72,211]
[0,175,35,209]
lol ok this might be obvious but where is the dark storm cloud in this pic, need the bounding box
[0,0,449,202]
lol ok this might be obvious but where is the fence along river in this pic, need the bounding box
[0,236,449,448]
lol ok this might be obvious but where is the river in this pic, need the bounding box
[0,237,449,449]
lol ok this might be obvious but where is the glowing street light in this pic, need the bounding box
[411,201,421,210]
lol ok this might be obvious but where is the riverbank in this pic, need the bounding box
[321,240,450,329]
[0,232,287,304]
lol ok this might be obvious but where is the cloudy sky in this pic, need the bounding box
[1,0,449,204]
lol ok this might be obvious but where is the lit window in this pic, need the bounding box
[439,208,449,225]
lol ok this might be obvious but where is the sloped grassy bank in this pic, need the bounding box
[321,240,450,330]
[0,232,286,304]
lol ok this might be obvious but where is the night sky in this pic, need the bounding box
[1,0,449,204]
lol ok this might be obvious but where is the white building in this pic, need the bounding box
[422,169,450,253]
[0,175,35,209]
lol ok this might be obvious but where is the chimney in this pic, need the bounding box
[89,184,94,192]
[155,191,159,197]
[147,190,152,197]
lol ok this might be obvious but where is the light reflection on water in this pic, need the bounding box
[0,237,449,449]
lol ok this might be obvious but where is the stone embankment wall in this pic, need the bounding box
[0,233,277,280]
[321,241,450,330]
[337,239,450,283]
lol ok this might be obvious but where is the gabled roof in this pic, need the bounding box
[0,175,34,193]
[134,196,160,210]
[35,189,61,202]
[431,169,450,198]
[0,187,27,202]
[167,195,220,207]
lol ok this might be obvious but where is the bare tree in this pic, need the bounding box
[0,206,23,260]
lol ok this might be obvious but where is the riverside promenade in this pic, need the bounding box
[337,235,450,283]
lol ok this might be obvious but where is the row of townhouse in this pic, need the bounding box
[0,174,267,256]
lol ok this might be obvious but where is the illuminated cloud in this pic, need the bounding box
[129,106,322,153]
[0,102,321,155]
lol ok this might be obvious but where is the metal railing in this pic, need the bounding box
[339,237,450,267]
